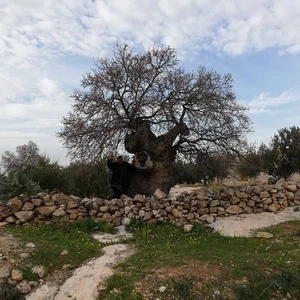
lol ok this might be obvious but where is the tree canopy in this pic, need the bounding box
[1,141,42,173]
[58,43,251,163]
[260,126,300,179]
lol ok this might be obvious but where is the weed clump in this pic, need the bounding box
[0,282,25,300]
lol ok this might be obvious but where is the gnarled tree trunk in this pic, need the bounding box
[125,119,188,196]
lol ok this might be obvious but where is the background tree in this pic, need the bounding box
[1,141,41,173]
[260,126,300,179]
[58,44,251,195]
[237,145,262,178]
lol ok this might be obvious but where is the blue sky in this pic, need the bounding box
[1,0,300,165]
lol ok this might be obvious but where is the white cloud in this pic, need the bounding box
[248,87,300,113]
[1,0,300,164]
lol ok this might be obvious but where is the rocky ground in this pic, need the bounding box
[1,184,300,299]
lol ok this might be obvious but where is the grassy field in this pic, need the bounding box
[2,218,300,299]
[100,219,300,300]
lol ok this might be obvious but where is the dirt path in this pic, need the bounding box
[26,226,134,300]
[208,207,300,237]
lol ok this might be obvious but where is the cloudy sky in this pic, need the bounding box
[1,0,300,165]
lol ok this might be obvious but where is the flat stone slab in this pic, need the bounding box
[92,225,132,243]
[208,207,300,237]
[53,244,134,300]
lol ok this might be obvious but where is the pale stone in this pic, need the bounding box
[226,205,243,214]
[139,210,145,217]
[0,264,11,279]
[15,211,35,223]
[206,216,215,224]
[230,196,240,204]
[199,214,210,222]
[154,188,166,200]
[255,232,273,239]
[101,213,112,222]
[37,192,50,201]
[262,198,273,205]
[17,280,32,294]
[260,191,270,198]
[159,286,167,293]
[172,208,182,218]
[243,206,253,214]
[187,212,194,220]
[7,197,23,213]
[22,202,34,211]
[133,194,145,202]
[31,198,42,206]
[19,253,30,259]
[210,200,219,207]
[183,224,193,232]
[122,217,131,225]
[143,211,153,221]
[152,209,160,216]
[11,269,23,281]
[5,215,17,223]
[26,243,36,249]
[31,265,45,278]
[53,208,66,217]
[51,193,72,205]
[235,191,248,199]
[285,191,294,200]
[36,206,56,217]
[67,201,80,209]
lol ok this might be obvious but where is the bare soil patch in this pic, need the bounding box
[135,261,235,300]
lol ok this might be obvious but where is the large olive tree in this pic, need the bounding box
[58,44,251,195]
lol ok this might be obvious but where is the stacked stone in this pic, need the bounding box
[0,179,300,226]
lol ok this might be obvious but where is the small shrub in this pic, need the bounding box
[0,282,25,300]
[19,267,39,282]
[170,277,195,300]
[235,281,272,300]
[273,270,298,293]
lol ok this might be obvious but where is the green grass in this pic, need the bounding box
[5,218,115,274]
[3,217,300,299]
[99,219,300,299]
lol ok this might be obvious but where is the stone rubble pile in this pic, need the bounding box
[1,178,300,227]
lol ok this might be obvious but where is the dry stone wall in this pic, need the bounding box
[1,178,300,226]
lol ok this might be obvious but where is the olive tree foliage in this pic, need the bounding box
[1,141,42,173]
[260,126,300,179]
[58,44,251,194]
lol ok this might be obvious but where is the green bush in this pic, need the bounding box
[0,282,25,300]
[0,171,43,202]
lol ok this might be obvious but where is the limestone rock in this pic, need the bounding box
[5,215,17,223]
[133,194,145,203]
[122,217,131,225]
[0,262,11,279]
[260,191,270,198]
[31,198,42,206]
[36,206,56,217]
[255,232,273,239]
[143,211,153,221]
[154,188,166,200]
[7,197,23,213]
[226,205,243,214]
[17,280,32,294]
[22,202,34,211]
[15,210,35,223]
[31,265,45,278]
[172,208,182,218]
[51,193,72,205]
[11,269,23,281]
[53,208,66,217]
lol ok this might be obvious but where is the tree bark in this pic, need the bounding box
[124,119,187,196]
[128,159,177,196]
